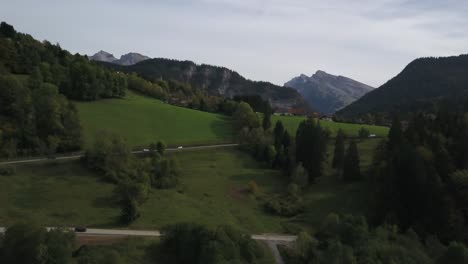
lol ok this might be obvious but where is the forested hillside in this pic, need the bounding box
[337,54,468,122]
[0,21,129,157]
[101,58,309,111]
[0,22,246,158]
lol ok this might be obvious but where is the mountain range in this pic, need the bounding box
[337,54,468,119]
[100,58,309,111]
[90,50,150,66]
[285,71,373,114]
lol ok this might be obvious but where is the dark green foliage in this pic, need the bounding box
[0,22,16,38]
[264,195,304,217]
[151,155,180,189]
[84,131,133,183]
[0,22,127,100]
[1,223,74,264]
[263,145,277,166]
[358,127,370,138]
[283,214,445,264]
[232,102,260,132]
[0,75,82,158]
[233,95,273,114]
[387,115,403,151]
[338,54,468,120]
[159,223,264,264]
[342,140,361,182]
[332,129,346,169]
[119,198,141,224]
[437,242,468,264]
[156,141,166,155]
[84,131,152,224]
[371,112,468,242]
[296,119,330,182]
[274,121,285,149]
[262,110,272,130]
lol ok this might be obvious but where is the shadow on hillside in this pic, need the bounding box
[209,116,234,141]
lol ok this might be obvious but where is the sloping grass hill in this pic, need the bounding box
[76,91,233,147]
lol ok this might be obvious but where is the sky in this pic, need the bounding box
[1,0,467,87]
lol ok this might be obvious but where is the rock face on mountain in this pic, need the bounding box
[285,71,373,114]
[90,51,150,66]
[117,52,150,66]
[102,58,309,111]
[89,50,118,63]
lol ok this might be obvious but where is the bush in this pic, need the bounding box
[358,127,370,138]
[0,165,16,175]
[264,195,304,217]
[159,223,264,264]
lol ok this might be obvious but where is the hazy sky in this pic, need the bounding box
[1,0,467,87]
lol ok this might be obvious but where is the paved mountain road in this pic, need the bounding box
[0,143,239,165]
[0,227,295,263]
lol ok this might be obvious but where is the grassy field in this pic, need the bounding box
[0,148,286,232]
[0,139,381,234]
[76,91,233,147]
[72,237,275,264]
[272,115,389,137]
[283,138,380,232]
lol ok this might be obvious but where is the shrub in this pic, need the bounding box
[264,195,304,217]
[358,127,370,138]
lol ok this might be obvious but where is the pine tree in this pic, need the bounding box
[296,119,329,182]
[282,130,291,152]
[274,121,285,149]
[262,110,272,130]
[343,140,360,182]
[388,115,403,151]
[332,129,346,169]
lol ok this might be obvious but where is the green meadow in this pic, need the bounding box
[76,91,233,148]
[272,115,389,137]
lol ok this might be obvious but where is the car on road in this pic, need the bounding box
[143,148,150,152]
[178,146,183,149]
[74,226,87,232]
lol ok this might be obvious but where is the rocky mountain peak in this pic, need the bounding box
[90,50,118,63]
[285,70,373,114]
[90,50,150,66]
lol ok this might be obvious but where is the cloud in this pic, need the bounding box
[0,0,467,87]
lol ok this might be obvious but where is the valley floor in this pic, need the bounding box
[0,139,379,233]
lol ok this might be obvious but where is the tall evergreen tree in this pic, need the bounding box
[343,140,360,182]
[262,110,272,130]
[296,119,329,182]
[274,120,285,149]
[332,129,346,169]
[282,130,292,153]
[388,115,403,151]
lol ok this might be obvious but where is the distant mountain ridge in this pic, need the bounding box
[100,58,309,111]
[90,50,150,66]
[285,70,373,114]
[337,54,468,119]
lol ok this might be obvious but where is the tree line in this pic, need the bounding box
[370,112,468,243]
[0,222,266,264]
